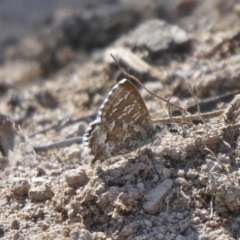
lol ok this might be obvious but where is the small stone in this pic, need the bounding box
[91,232,107,240]
[71,200,81,210]
[34,208,44,218]
[32,177,45,184]
[176,213,183,219]
[176,235,186,240]
[10,219,20,230]
[159,226,167,235]
[36,90,59,108]
[11,178,30,196]
[177,169,185,177]
[64,168,89,187]
[199,209,209,221]
[67,208,75,219]
[137,183,145,192]
[192,216,200,224]
[143,179,173,214]
[0,157,9,170]
[92,94,104,106]
[186,169,198,179]
[157,233,165,240]
[218,154,231,164]
[50,169,62,176]
[199,175,208,186]
[38,221,49,231]
[162,168,172,179]
[168,148,184,161]
[37,167,46,176]
[235,216,240,224]
[28,184,54,201]
[120,223,138,237]
[144,219,152,228]
[64,187,76,196]
[130,19,191,54]
[77,122,88,136]
[175,177,190,188]
[70,228,93,240]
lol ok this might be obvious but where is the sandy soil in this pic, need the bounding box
[1,0,240,239]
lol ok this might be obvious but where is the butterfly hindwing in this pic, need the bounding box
[83,79,156,161]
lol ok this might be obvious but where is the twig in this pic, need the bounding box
[187,83,205,124]
[29,114,95,138]
[187,90,239,113]
[153,109,224,124]
[34,137,83,152]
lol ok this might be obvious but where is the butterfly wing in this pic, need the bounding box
[83,79,155,161]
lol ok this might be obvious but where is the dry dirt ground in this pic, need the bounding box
[1,0,240,239]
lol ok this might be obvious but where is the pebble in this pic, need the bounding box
[144,219,152,228]
[11,178,30,196]
[198,209,209,221]
[157,233,165,240]
[175,177,190,188]
[36,167,46,176]
[176,235,186,240]
[136,183,145,192]
[177,169,185,177]
[162,168,172,179]
[38,221,49,231]
[120,223,138,237]
[218,154,231,164]
[77,121,88,136]
[193,216,200,224]
[10,219,20,230]
[176,213,183,220]
[130,19,191,54]
[28,184,54,201]
[143,179,173,214]
[70,228,93,240]
[199,175,208,186]
[168,148,186,161]
[64,168,89,187]
[186,169,198,179]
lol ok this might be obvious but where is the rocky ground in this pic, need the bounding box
[1,0,240,239]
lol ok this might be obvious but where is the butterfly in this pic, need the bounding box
[83,79,163,162]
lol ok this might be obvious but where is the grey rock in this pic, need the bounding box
[143,179,173,214]
[11,178,30,196]
[28,184,54,201]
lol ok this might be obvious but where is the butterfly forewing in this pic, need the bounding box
[84,79,157,161]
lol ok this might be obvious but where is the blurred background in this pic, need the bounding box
[0,0,239,133]
[1,0,238,63]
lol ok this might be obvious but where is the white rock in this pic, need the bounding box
[28,184,54,201]
[143,179,173,214]
[11,178,30,196]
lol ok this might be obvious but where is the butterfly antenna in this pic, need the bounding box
[110,54,185,112]
[187,83,205,124]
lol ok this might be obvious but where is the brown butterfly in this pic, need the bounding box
[83,79,163,162]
